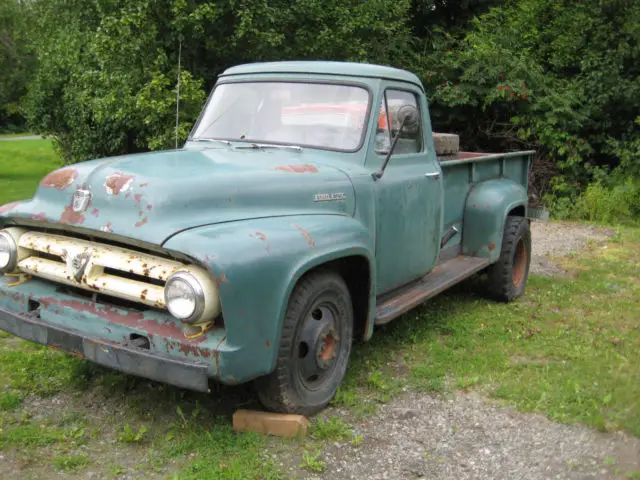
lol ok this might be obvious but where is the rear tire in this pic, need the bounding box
[254,270,353,416]
[487,217,531,302]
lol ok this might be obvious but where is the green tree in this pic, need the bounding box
[0,0,34,131]
[418,0,640,194]
[23,0,413,162]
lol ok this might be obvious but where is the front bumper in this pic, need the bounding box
[0,306,210,392]
[0,275,231,391]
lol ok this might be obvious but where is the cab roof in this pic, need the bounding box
[220,61,423,89]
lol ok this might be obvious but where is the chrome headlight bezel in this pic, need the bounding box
[164,271,206,323]
[164,266,220,325]
[0,230,18,273]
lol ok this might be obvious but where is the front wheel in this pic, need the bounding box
[254,270,353,416]
[486,216,532,302]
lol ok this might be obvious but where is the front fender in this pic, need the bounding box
[163,215,375,384]
[462,179,527,262]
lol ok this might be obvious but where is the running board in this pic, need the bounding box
[375,256,490,325]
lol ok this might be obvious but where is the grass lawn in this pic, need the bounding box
[0,139,638,477]
[0,138,62,205]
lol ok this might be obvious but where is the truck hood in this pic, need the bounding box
[1,147,356,245]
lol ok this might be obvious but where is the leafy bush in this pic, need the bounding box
[574,181,639,224]
[424,0,639,170]
[547,178,640,224]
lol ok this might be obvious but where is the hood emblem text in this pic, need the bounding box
[72,189,92,213]
[313,192,346,202]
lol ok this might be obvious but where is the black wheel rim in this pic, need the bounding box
[295,301,342,391]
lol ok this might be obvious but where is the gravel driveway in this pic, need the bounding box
[292,393,639,480]
[529,221,614,276]
[279,221,638,480]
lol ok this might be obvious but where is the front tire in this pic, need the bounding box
[487,216,531,302]
[255,270,353,416]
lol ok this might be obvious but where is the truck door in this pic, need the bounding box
[369,86,443,294]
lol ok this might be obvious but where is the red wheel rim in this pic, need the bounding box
[512,238,527,287]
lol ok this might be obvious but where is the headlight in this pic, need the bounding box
[165,272,203,321]
[164,267,220,324]
[0,230,19,273]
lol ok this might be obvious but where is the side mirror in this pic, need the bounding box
[396,105,419,129]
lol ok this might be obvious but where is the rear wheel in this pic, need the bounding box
[255,270,353,416]
[487,216,531,302]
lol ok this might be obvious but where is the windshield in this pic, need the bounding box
[191,82,370,151]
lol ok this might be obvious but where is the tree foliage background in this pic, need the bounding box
[0,0,33,131]
[1,0,639,219]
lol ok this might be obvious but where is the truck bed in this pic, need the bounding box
[438,150,534,255]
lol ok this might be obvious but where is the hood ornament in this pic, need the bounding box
[63,248,93,283]
[72,189,92,213]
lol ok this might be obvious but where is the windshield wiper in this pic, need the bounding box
[189,138,232,146]
[234,143,303,152]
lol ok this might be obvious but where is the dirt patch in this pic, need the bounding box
[2,377,268,479]
[530,221,614,276]
[281,393,639,479]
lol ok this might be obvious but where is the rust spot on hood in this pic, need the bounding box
[292,223,315,247]
[0,201,21,215]
[274,164,319,174]
[91,208,99,217]
[60,205,85,225]
[104,172,135,195]
[31,212,49,222]
[251,231,271,253]
[40,168,78,191]
[135,217,148,228]
[101,222,113,233]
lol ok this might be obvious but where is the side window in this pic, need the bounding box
[374,102,391,153]
[374,89,423,155]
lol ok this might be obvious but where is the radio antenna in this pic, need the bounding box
[175,40,182,150]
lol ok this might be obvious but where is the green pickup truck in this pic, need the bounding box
[0,62,533,415]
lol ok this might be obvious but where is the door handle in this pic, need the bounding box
[424,172,440,180]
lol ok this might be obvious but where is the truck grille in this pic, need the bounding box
[16,231,184,309]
